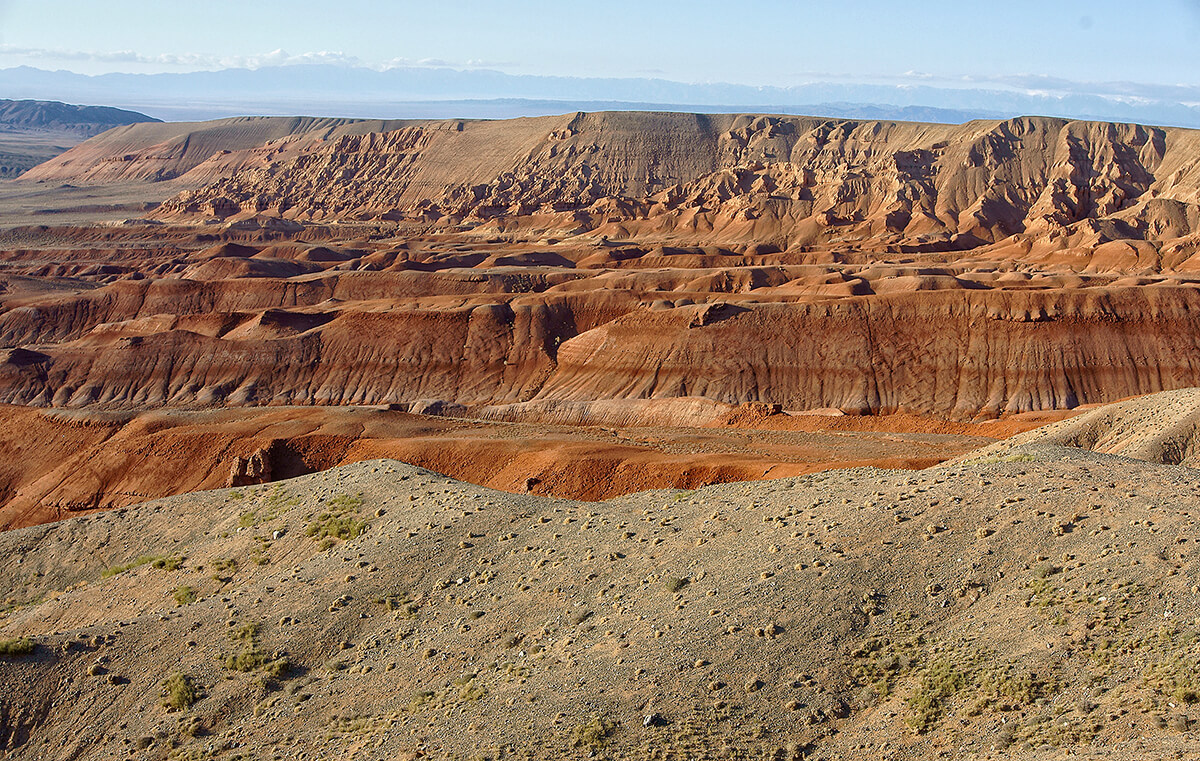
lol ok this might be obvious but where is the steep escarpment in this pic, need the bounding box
[19,115,418,185]
[147,113,1200,254]
[542,287,1200,416]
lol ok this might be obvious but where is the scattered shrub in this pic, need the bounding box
[224,623,267,672]
[371,592,418,617]
[570,716,619,749]
[570,610,593,625]
[263,657,292,680]
[665,577,690,593]
[162,672,200,710]
[306,513,367,542]
[151,556,182,571]
[410,689,435,709]
[454,674,487,701]
[906,658,967,733]
[0,636,34,657]
[102,554,181,578]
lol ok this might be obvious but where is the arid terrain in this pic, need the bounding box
[5,113,1200,425]
[2,108,1200,759]
[2,392,1200,760]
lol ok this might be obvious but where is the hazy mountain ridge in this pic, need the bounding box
[0,98,159,136]
[3,64,1198,126]
[0,98,158,178]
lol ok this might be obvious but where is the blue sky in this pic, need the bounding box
[0,0,1197,91]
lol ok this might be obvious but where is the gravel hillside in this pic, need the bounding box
[2,439,1199,760]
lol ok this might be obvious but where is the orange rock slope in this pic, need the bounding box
[0,402,1017,530]
[4,111,1200,421]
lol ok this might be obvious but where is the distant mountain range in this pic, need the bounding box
[0,98,158,178]
[2,64,1199,127]
[0,97,158,136]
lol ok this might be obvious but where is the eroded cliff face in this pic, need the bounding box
[0,233,1198,419]
[5,112,1200,420]
[144,113,1200,256]
[19,116,419,185]
[543,287,1200,416]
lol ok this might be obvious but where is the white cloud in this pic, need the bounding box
[1,43,1196,114]
[376,56,510,71]
[0,44,508,73]
[0,44,362,69]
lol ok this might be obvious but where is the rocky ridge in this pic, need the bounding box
[140,113,1200,259]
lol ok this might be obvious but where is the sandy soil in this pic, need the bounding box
[1,395,1199,758]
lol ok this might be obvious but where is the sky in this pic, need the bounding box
[0,0,1197,93]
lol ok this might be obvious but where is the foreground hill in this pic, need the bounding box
[1,428,1198,759]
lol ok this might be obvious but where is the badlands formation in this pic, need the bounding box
[1,111,1200,758]
[6,112,1200,424]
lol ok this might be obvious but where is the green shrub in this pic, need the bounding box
[570,716,619,749]
[328,494,363,511]
[664,577,690,593]
[225,648,268,672]
[263,658,292,679]
[162,672,200,710]
[305,495,368,546]
[454,674,486,701]
[410,689,435,709]
[0,636,34,657]
[173,586,198,606]
[224,623,267,672]
[1147,639,1200,705]
[906,658,967,733]
[222,623,291,680]
[306,513,367,542]
[102,554,181,578]
[570,610,593,625]
[371,592,418,617]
